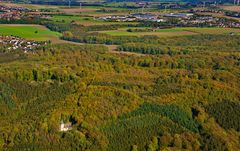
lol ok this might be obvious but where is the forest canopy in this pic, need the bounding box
[0,32,240,150]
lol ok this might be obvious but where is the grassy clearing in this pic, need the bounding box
[0,24,62,41]
[98,27,240,37]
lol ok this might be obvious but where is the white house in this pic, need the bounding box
[60,120,72,132]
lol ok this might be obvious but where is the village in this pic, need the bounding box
[96,12,240,28]
[0,5,53,20]
[96,13,167,22]
[0,35,46,52]
[0,5,30,20]
[135,1,226,9]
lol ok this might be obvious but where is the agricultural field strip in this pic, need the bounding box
[96,27,240,36]
[0,24,62,41]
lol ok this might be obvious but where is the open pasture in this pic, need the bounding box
[97,27,240,37]
[0,24,62,41]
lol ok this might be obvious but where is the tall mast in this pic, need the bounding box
[68,0,71,8]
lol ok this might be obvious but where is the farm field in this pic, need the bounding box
[1,2,132,16]
[0,24,62,41]
[0,2,60,10]
[220,5,240,12]
[60,5,129,14]
[97,27,240,37]
[1,3,128,15]
[184,27,240,34]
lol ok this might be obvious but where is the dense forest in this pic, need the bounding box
[0,30,240,150]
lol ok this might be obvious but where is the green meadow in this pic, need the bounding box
[98,27,240,37]
[0,25,62,41]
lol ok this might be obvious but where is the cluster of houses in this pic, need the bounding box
[96,12,211,23]
[0,5,53,20]
[0,5,30,12]
[225,11,240,18]
[218,21,240,28]
[97,13,166,22]
[191,8,240,19]
[190,9,223,14]
[188,16,219,24]
[0,5,31,20]
[97,12,240,28]
[135,2,220,10]
[0,36,45,52]
[179,15,240,28]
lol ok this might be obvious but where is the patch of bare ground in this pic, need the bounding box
[220,6,240,12]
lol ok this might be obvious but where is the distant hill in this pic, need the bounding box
[10,0,236,5]
[13,0,103,3]
[105,0,234,4]
[11,0,104,6]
